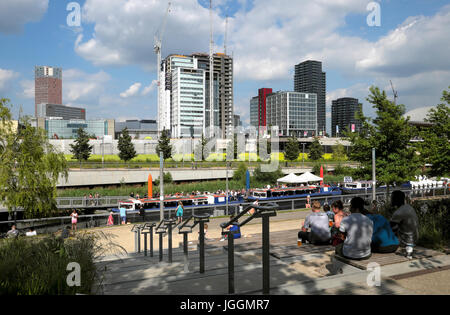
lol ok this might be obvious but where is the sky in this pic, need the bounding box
[0,0,449,134]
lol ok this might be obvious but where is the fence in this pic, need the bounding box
[1,186,448,234]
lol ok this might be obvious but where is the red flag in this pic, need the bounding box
[148,174,153,198]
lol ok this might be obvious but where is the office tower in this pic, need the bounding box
[36,103,86,120]
[294,60,326,135]
[331,97,362,137]
[233,114,242,128]
[266,91,317,137]
[35,66,62,117]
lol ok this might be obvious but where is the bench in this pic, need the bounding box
[334,246,444,270]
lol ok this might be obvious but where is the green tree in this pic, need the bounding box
[419,88,450,176]
[70,128,93,166]
[0,99,68,218]
[117,128,137,163]
[346,86,421,188]
[308,137,324,161]
[156,129,172,160]
[252,165,284,186]
[332,143,347,162]
[285,135,300,162]
[233,163,248,184]
[194,133,209,161]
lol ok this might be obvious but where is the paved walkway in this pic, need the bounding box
[89,209,450,295]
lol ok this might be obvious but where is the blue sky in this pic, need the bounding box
[0,0,449,134]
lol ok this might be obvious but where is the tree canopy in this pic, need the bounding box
[70,128,93,163]
[118,128,137,162]
[156,129,172,160]
[308,137,324,161]
[0,98,68,218]
[346,86,421,186]
[284,135,300,162]
[419,87,450,176]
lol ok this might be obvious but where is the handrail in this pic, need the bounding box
[220,204,254,229]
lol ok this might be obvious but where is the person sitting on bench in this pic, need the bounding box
[298,201,331,245]
[335,197,373,260]
[390,190,419,258]
[362,208,399,253]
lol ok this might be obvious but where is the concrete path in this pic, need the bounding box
[92,209,450,295]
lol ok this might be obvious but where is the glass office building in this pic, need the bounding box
[44,119,114,139]
[266,91,317,137]
[171,67,206,138]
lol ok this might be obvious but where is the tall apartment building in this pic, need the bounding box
[191,53,233,138]
[294,61,326,136]
[35,66,62,117]
[249,88,273,133]
[331,97,362,137]
[37,103,86,120]
[266,91,317,137]
[171,67,206,138]
[158,53,233,138]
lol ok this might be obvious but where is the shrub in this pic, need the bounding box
[0,232,125,295]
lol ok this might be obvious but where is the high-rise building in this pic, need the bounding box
[250,96,259,128]
[331,97,362,137]
[171,67,206,138]
[35,66,62,117]
[37,103,86,120]
[266,91,317,137]
[159,53,233,139]
[190,53,233,138]
[294,61,326,136]
[233,114,242,128]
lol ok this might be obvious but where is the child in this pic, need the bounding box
[107,211,114,226]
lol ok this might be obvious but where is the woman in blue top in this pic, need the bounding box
[176,201,184,224]
[362,209,399,253]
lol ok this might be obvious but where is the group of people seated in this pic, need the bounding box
[298,190,419,260]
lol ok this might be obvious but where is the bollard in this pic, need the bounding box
[159,232,163,262]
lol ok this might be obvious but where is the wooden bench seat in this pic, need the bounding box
[334,246,444,270]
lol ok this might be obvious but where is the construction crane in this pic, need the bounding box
[154,1,171,134]
[390,80,398,105]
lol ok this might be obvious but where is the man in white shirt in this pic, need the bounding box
[335,197,373,260]
[298,201,331,245]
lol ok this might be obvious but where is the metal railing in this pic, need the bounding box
[220,202,278,295]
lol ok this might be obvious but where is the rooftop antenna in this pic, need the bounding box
[390,80,398,105]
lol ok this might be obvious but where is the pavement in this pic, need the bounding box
[86,209,450,295]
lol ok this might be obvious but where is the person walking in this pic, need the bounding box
[176,201,184,224]
[70,209,79,232]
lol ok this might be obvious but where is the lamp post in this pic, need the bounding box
[372,148,376,202]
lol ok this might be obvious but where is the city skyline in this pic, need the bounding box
[0,0,449,135]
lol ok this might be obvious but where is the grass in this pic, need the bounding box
[0,231,126,295]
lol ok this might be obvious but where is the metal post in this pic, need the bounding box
[159,232,163,262]
[150,226,154,257]
[227,231,235,294]
[168,222,173,263]
[183,233,189,273]
[302,143,305,169]
[372,148,376,202]
[143,231,148,257]
[262,214,270,295]
[226,162,229,216]
[199,221,205,274]
[160,152,165,221]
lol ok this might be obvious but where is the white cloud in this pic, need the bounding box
[0,0,49,34]
[19,80,34,99]
[63,69,111,104]
[142,80,158,96]
[0,69,19,91]
[120,82,142,98]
